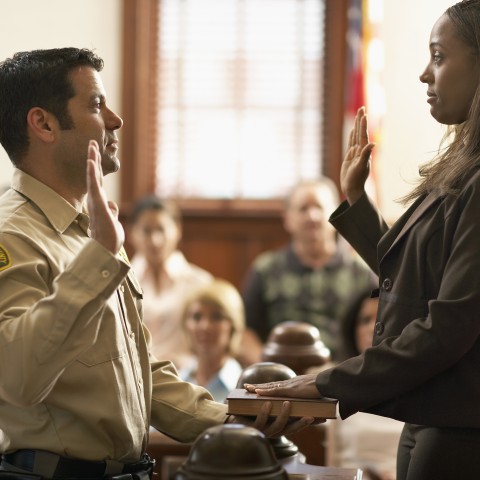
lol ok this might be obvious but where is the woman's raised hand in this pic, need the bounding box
[341,107,375,205]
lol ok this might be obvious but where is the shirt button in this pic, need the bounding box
[382,278,393,291]
[120,285,125,293]
[130,332,135,340]
[375,322,385,335]
[101,270,110,278]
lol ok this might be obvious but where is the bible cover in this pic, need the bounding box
[226,389,338,418]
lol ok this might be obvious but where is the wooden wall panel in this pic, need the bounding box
[179,214,290,290]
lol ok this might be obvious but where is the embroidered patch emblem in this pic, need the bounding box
[0,244,12,272]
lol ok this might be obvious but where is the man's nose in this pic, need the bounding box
[106,107,123,130]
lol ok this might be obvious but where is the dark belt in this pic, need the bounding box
[1,450,154,480]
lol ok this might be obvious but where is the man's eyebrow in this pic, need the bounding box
[90,93,106,102]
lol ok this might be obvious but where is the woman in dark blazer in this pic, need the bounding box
[245,1,480,478]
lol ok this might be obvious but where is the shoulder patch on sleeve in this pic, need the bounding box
[0,244,12,271]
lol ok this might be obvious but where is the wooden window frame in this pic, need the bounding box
[120,0,348,216]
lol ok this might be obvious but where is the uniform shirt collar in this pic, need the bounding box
[11,168,84,234]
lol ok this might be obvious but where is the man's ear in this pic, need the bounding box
[26,107,58,143]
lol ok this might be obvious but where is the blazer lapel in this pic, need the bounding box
[378,191,443,262]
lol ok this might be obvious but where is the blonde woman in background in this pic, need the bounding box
[179,279,245,402]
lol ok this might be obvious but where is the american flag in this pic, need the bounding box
[343,0,383,202]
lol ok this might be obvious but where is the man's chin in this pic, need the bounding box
[101,157,121,175]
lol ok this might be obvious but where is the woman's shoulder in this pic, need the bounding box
[463,166,480,191]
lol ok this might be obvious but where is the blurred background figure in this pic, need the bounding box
[321,289,403,480]
[178,278,245,403]
[336,288,381,362]
[130,195,212,369]
[242,177,377,363]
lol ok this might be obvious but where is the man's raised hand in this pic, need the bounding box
[86,140,125,254]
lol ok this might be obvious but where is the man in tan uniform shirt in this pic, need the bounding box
[0,48,311,479]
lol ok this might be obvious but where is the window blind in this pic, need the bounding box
[156,0,325,199]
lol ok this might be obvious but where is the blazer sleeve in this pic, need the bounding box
[329,194,389,275]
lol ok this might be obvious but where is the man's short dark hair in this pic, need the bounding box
[0,47,104,165]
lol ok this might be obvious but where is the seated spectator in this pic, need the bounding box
[242,177,376,363]
[129,195,212,369]
[323,289,403,480]
[336,288,381,362]
[178,279,244,403]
